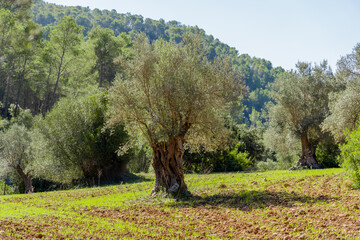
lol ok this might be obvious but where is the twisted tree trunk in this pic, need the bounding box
[15,165,33,193]
[298,132,320,169]
[151,137,188,196]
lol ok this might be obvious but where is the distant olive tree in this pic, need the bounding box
[107,33,245,195]
[322,43,360,142]
[265,61,336,168]
[0,124,34,193]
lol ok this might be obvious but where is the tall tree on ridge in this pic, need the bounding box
[44,16,83,111]
[89,27,132,88]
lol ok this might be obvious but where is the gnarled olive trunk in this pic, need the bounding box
[15,165,33,193]
[298,132,320,169]
[151,138,188,196]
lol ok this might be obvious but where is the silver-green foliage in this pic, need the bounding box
[322,43,360,142]
[33,90,100,183]
[264,61,336,160]
[107,33,244,152]
[0,124,33,178]
[256,159,278,171]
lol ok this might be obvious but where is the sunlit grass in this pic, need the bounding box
[1,168,357,239]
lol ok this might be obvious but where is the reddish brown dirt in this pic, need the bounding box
[1,173,359,239]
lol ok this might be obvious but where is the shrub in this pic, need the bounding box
[340,123,360,188]
[182,120,266,173]
[227,145,252,170]
[316,138,340,168]
[183,144,253,173]
[276,152,299,170]
[128,146,152,173]
[0,180,15,195]
[33,90,132,185]
[256,159,278,171]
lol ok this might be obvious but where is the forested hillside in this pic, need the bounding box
[0,0,284,126]
[31,0,284,122]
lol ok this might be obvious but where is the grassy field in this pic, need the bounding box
[0,168,359,239]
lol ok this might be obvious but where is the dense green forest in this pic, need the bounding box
[30,0,284,121]
[0,0,359,194]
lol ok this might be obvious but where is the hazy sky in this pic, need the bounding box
[44,0,360,70]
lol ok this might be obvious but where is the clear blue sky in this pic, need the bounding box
[45,0,360,70]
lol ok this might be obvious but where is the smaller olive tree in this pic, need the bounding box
[0,124,34,193]
[265,61,336,168]
[322,43,360,142]
[107,33,245,195]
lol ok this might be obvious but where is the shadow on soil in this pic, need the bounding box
[168,190,339,211]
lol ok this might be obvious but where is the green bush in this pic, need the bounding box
[183,144,253,173]
[276,152,299,170]
[33,89,133,185]
[0,180,15,195]
[316,139,340,168]
[256,159,278,171]
[227,145,252,170]
[340,123,360,188]
[182,120,267,173]
[128,146,152,173]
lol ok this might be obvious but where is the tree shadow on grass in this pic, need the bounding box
[118,172,153,184]
[169,190,339,211]
[32,172,152,193]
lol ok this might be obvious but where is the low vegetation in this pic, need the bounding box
[1,0,360,193]
[1,168,360,239]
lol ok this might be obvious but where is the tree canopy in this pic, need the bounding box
[33,89,132,185]
[322,43,360,142]
[107,33,245,194]
[265,61,336,168]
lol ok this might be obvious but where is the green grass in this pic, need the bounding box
[2,168,360,239]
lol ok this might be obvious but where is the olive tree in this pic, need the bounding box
[265,61,336,168]
[322,43,360,142]
[107,34,244,195]
[0,124,34,193]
